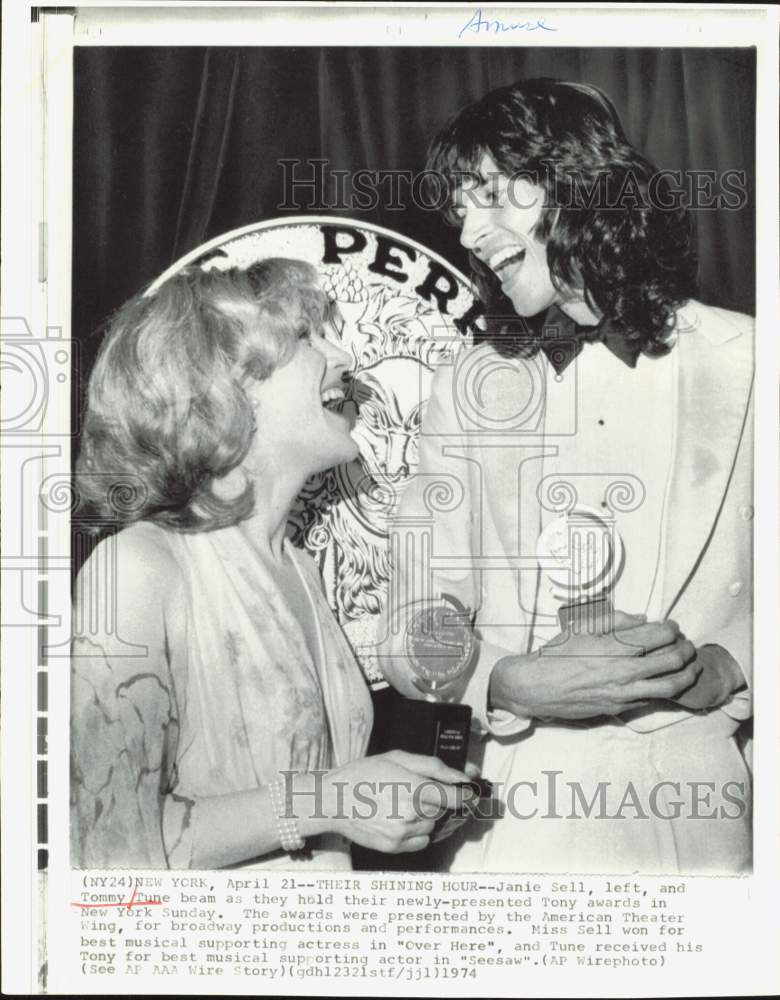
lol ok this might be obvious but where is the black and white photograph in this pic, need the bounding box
[69,37,756,876]
[2,3,779,997]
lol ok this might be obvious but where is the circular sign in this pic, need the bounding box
[150,217,480,681]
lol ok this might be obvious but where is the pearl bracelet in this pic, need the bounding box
[268,777,306,853]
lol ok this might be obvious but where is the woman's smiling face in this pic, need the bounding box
[248,317,359,478]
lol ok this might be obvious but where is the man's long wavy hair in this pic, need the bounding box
[427,77,698,357]
[76,259,329,532]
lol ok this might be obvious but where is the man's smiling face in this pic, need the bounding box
[452,152,562,318]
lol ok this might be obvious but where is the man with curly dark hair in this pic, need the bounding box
[429,78,699,360]
[381,79,753,873]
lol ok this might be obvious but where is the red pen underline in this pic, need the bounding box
[71,883,163,910]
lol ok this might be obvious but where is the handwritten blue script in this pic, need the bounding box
[458,9,556,38]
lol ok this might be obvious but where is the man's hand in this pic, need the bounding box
[672,644,747,711]
[489,612,700,721]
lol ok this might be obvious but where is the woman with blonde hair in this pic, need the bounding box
[71,258,471,870]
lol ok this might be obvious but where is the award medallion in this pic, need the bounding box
[536,505,624,631]
[404,594,476,699]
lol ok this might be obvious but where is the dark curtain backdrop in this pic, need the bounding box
[73,46,756,396]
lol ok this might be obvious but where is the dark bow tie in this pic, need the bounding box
[539,307,641,374]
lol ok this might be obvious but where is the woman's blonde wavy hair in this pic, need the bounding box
[76,258,328,532]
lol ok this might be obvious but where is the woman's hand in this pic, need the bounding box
[304,751,474,854]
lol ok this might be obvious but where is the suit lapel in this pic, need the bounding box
[660,301,754,618]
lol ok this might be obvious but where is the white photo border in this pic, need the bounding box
[2,3,778,996]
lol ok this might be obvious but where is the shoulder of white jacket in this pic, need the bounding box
[676,298,754,347]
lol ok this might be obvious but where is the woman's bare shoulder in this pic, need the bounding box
[73,522,183,651]
[78,522,179,584]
